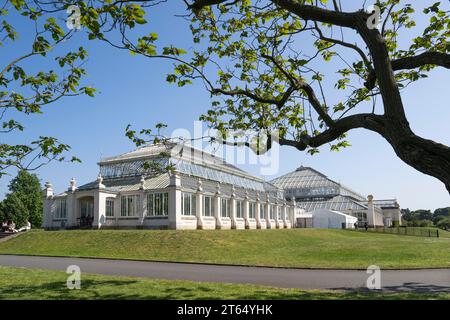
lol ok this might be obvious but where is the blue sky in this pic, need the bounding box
[1,1,449,211]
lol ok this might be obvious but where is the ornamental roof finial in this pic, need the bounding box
[97,173,105,189]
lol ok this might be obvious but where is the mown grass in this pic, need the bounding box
[0,266,448,300]
[0,229,449,269]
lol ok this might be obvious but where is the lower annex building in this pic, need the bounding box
[270,166,402,228]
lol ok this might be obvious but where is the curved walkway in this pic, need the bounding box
[1,254,449,293]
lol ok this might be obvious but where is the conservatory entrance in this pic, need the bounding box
[78,196,94,228]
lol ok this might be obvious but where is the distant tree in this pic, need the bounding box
[436,216,450,230]
[401,208,412,221]
[412,209,433,221]
[433,207,450,223]
[1,193,29,228]
[6,170,43,227]
[402,207,450,227]
[0,201,5,223]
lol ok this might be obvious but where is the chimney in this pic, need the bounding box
[69,178,77,192]
[45,182,53,199]
[169,170,181,187]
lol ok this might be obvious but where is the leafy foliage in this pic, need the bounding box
[7,170,43,227]
[0,193,28,228]
[401,207,450,229]
[0,170,43,227]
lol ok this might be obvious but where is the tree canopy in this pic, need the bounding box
[124,0,450,193]
[2,1,450,194]
[401,207,450,228]
[0,193,29,227]
[0,170,43,227]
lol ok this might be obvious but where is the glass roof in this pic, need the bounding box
[271,166,337,189]
[297,195,368,212]
[271,166,365,201]
[97,144,282,197]
[100,160,147,179]
[77,174,170,192]
[176,160,268,192]
[366,199,399,209]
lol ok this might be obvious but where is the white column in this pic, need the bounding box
[196,179,204,229]
[282,204,289,228]
[291,197,296,227]
[114,194,121,225]
[42,182,54,229]
[140,176,146,226]
[92,192,108,229]
[65,179,77,228]
[243,191,249,229]
[274,203,280,229]
[168,171,182,229]
[255,193,261,229]
[140,190,147,226]
[367,194,375,227]
[230,186,237,229]
[66,193,77,228]
[214,183,222,229]
[265,200,271,229]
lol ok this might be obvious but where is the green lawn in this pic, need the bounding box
[0,266,447,300]
[0,229,449,269]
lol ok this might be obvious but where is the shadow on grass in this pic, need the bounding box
[383,282,450,294]
[332,282,450,295]
[0,279,448,300]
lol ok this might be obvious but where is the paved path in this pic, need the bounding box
[1,255,449,293]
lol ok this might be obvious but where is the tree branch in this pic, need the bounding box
[273,0,359,29]
[280,113,385,151]
[365,51,450,90]
[262,53,334,127]
[313,22,374,74]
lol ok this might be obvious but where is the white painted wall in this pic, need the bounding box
[311,209,358,229]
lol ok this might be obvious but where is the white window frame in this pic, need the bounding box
[106,198,115,217]
[181,192,196,216]
[260,204,265,219]
[203,195,213,217]
[55,198,67,219]
[221,198,230,218]
[121,195,140,217]
[147,192,169,216]
[249,202,256,219]
[236,200,243,218]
